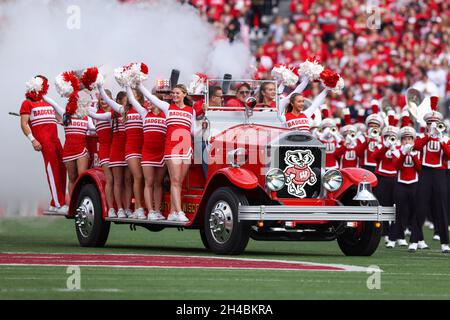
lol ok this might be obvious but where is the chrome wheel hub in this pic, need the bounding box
[75,197,95,238]
[209,201,233,244]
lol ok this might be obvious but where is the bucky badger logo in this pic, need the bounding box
[283,150,317,198]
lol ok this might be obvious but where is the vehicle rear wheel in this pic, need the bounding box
[337,200,382,256]
[199,229,210,250]
[203,187,250,255]
[75,184,110,247]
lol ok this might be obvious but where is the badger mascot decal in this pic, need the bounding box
[283,150,317,198]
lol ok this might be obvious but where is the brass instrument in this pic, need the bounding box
[437,121,447,133]
[330,127,338,134]
[387,135,397,145]
[381,97,393,114]
[368,127,380,138]
[406,87,430,126]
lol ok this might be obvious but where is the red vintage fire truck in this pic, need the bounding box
[61,80,395,256]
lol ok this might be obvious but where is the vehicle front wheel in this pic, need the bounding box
[75,184,110,247]
[336,200,382,256]
[203,187,250,255]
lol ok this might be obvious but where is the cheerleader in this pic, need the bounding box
[138,83,199,222]
[278,80,328,133]
[87,89,119,218]
[43,95,94,194]
[99,85,145,219]
[126,86,166,221]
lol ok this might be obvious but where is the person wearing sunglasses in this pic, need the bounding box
[226,83,252,109]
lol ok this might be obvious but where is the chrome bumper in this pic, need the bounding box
[238,205,396,222]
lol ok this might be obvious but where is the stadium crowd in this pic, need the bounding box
[184,0,449,121]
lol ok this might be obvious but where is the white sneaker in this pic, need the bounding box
[108,208,117,218]
[418,240,430,250]
[397,239,408,247]
[384,236,389,244]
[147,211,161,221]
[167,212,179,221]
[48,206,57,212]
[386,240,395,248]
[441,244,450,253]
[133,208,146,220]
[408,243,418,252]
[117,208,126,219]
[428,223,435,230]
[433,234,441,241]
[177,211,189,222]
[56,205,69,214]
[125,209,133,218]
[404,229,411,236]
[154,211,166,220]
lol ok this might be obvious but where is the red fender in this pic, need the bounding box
[328,167,377,200]
[209,167,259,190]
[68,168,107,218]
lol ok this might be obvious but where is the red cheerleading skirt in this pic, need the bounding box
[142,132,166,167]
[109,131,126,167]
[63,135,88,163]
[164,127,192,161]
[125,132,143,161]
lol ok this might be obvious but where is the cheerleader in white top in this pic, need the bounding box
[98,84,145,219]
[126,86,167,221]
[138,83,199,222]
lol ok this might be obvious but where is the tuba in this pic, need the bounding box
[406,87,430,126]
[304,98,322,128]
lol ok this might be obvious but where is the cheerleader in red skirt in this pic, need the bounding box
[87,89,119,218]
[99,85,144,219]
[126,86,167,221]
[43,95,93,194]
[139,83,199,222]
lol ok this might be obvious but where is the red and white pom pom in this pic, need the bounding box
[55,71,80,97]
[271,64,299,87]
[25,76,49,101]
[65,90,92,118]
[320,69,345,94]
[115,63,149,88]
[188,72,208,94]
[80,67,104,91]
[114,65,129,87]
[298,56,324,81]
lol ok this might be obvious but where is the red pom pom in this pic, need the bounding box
[307,55,321,63]
[196,72,208,80]
[80,67,99,90]
[430,96,439,111]
[320,69,340,88]
[63,71,80,92]
[140,63,149,75]
[66,92,79,115]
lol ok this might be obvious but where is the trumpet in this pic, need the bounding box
[387,135,398,145]
[368,127,380,138]
[330,127,338,134]
[437,121,447,133]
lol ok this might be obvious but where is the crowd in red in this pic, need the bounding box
[184,0,449,121]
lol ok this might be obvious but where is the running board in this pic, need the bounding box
[42,211,68,217]
[106,217,189,227]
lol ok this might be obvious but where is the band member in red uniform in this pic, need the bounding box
[387,126,427,251]
[335,125,364,168]
[317,107,341,170]
[126,86,167,221]
[359,102,384,173]
[20,75,67,214]
[99,85,145,219]
[372,124,400,243]
[87,89,116,218]
[43,94,93,195]
[139,83,199,222]
[414,96,450,253]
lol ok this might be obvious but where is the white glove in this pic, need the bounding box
[383,139,391,148]
[323,127,331,136]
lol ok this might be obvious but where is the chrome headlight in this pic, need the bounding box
[266,168,286,192]
[323,170,343,192]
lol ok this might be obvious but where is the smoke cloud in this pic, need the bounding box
[0,0,252,215]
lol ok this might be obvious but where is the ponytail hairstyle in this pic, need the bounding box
[285,93,303,114]
[257,82,275,104]
[174,84,193,107]
[113,91,127,131]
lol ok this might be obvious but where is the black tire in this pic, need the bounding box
[75,184,110,247]
[203,187,250,255]
[337,200,382,256]
[199,229,210,250]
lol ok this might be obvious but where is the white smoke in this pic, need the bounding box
[0,0,252,215]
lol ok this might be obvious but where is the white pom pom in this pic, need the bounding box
[271,65,299,87]
[331,77,345,95]
[55,74,74,97]
[95,73,105,88]
[299,60,324,81]
[114,66,129,87]
[75,90,92,118]
[26,77,43,93]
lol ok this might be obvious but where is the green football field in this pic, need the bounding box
[0,217,449,300]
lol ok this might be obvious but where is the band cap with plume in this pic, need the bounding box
[423,96,443,123]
